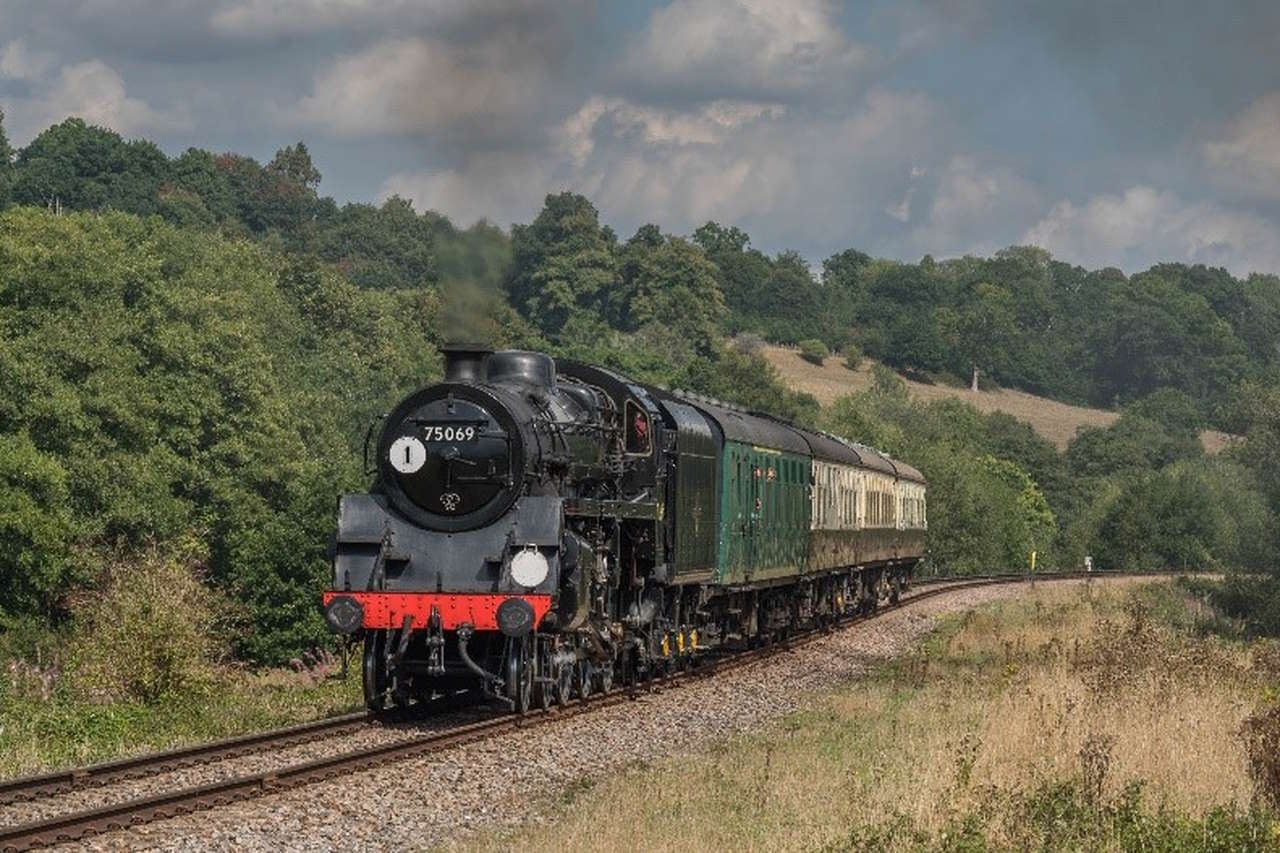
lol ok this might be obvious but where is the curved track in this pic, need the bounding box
[0,712,370,808]
[0,569,1156,851]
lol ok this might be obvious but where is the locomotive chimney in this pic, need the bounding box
[440,342,493,383]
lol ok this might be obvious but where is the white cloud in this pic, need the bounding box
[210,0,416,37]
[0,39,53,80]
[384,88,940,251]
[622,0,869,101]
[1024,186,1280,276]
[289,35,547,137]
[908,156,1043,257]
[380,151,554,228]
[5,59,189,143]
[559,89,937,241]
[1205,91,1280,199]
[561,96,785,166]
[207,0,557,39]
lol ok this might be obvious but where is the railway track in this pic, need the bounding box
[0,712,371,808]
[0,569,1158,851]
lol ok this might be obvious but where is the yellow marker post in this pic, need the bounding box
[1030,550,1037,572]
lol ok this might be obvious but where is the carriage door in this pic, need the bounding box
[728,449,749,583]
[746,451,761,579]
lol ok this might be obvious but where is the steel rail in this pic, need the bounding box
[0,711,370,807]
[0,569,1170,851]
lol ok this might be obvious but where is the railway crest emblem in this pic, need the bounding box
[441,492,461,511]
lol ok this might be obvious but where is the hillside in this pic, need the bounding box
[762,346,1235,453]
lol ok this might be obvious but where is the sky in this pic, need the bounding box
[3,0,1280,277]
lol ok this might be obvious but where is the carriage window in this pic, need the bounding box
[625,402,651,454]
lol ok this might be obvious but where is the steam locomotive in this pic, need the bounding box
[322,345,927,712]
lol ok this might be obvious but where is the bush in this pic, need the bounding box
[732,332,766,356]
[1241,703,1280,810]
[842,346,862,371]
[798,338,829,365]
[67,539,237,704]
[1208,574,1280,637]
[1088,459,1274,572]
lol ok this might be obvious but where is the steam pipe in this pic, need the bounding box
[455,624,513,708]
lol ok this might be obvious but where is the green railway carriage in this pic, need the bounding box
[673,395,926,599]
[692,400,813,585]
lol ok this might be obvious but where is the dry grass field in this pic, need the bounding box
[475,582,1280,851]
[763,345,1236,453]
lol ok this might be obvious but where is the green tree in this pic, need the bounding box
[1230,383,1280,537]
[0,433,74,621]
[937,282,1019,383]
[821,247,872,294]
[1088,273,1249,410]
[168,148,238,225]
[693,222,828,343]
[798,338,829,365]
[9,119,169,214]
[612,226,726,358]
[1123,388,1202,434]
[312,196,437,289]
[0,208,440,661]
[1089,459,1272,571]
[0,108,12,207]
[1065,413,1201,481]
[267,141,322,190]
[215,152,314,239]
[507,192,616,336]
[980,455,1057,558]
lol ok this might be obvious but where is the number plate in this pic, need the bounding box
[421,424,479,443]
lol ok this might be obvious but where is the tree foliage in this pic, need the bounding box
[0,108,12,207]
[3,119,1280,659]
[612,225,726,359]
[1089,459,1273,572]
[798,339,829,365]
[0,209,438,660]
[9,119,168,215]
[507,192,616,336]
[825,379,1061,575]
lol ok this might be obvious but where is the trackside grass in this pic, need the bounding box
[475,582,1280,852]
[0,657,362,778]
[0,541,365,778]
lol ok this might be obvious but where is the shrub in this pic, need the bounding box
[1088,460,1275,573]
[842,346,862,371]
[1241,703,1280,810]
[732,332,766,356]
[67,538,237,704]
[798,338,829,365]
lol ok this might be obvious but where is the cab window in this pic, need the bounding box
[625,401,651,454]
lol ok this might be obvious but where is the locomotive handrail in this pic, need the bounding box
[362,413,387,476]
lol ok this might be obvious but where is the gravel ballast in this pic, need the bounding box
[51,577,1149,852]
[1,712,497,830]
